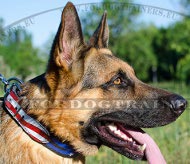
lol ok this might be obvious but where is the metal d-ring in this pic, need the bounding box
[5,77,23,93]
[0,74,23,93]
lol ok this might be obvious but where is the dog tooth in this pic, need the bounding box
[114,130,120,135]
[108,125,117,131]
[121,134,128,140]
[119,131,128,140]
[139,144,146,151]
[117,130,122,136]
[142,144,146,151]
[127,138,133,142]
[115,130,122,136]
[108,125,113,130]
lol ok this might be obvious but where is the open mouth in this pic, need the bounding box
[95,121,146,159]
[87,119,166,163]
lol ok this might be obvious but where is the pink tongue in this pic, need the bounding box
[127,129,166,164]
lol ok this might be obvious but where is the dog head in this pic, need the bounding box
[25,2,187,162]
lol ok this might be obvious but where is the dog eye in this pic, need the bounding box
[113,77,122,85]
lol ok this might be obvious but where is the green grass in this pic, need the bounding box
[87,82,190,164]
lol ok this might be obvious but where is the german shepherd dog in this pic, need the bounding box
[0,2,187,164]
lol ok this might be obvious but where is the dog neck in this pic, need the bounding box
[0,108,85,164]
[3,84,77,157]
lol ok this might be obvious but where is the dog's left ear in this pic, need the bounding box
[89,12,109,48]
[50,2,84,71]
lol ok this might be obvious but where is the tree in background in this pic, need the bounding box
[0,23,46,80]
[175,0,190,84]
[152,14,190,82]
[115,25,158,81]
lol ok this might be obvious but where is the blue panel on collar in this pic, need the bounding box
[45,135,76,157]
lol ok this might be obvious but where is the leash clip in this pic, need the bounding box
[0,74,23,93]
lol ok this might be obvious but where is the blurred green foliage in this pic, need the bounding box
[177,54,190,84]
[0,20,46,80]
[116,26,157,81]
[152,18,190,82]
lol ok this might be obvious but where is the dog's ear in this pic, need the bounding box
[89,12,109,48]
[51,2,84,71]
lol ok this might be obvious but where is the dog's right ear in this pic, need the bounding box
[89,12,109,48]
[49,2,84,71]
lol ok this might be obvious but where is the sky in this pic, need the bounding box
[0,0,185,48]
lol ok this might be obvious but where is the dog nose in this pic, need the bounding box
[171,95,187,115]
